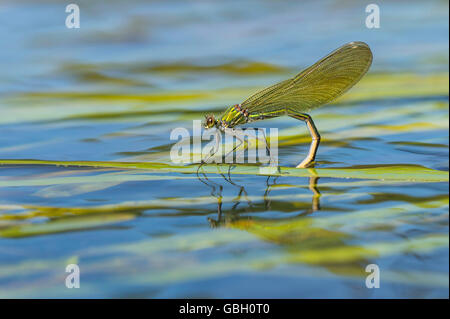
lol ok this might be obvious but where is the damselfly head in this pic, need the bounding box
[203,114,216,129]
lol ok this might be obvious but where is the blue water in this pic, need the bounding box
[0,0,448,298]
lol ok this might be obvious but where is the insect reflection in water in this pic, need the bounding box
[196,166,321,228]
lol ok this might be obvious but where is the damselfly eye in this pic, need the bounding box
[204,115,215,128]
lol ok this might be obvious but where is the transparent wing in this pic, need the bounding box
[241,41,373,114]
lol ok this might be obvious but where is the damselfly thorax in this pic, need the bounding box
[202,41,373,168]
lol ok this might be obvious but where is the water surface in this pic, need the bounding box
[0,0,448,298]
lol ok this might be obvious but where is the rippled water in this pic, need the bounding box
[0,0,448,298]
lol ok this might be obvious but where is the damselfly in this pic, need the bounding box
[203,41,372,168]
